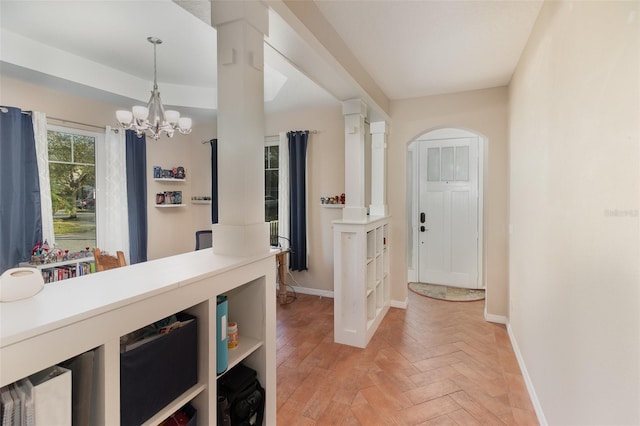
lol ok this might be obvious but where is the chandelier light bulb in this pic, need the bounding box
[116,110,133,125]
[132,106,149,120]
[115,37,193,140]
[164,110,180,125]
[178,117,192,132]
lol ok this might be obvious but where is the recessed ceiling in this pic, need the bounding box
[0,0,339,120]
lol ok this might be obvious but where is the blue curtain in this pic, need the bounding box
[0,107,42,273]
[125,130,147,264]
[288,130,308,271]
[210,139,218,224]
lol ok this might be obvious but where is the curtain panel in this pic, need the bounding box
[0,107,42,273]
[125,130,147,264]
[97,127,130,262]
[210,138,218,224]
[288,130,309,271]
[277,132,289,250]
[32,111,55,247]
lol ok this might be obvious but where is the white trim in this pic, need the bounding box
[390,298,408,309]
[507,323,547,426]
[412,130,484,289]
[279,284,334,299]
[477,137,485,288]
[484,312,508,325]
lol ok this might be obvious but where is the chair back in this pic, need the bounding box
[93,248,127,272]
[195,230,213,250]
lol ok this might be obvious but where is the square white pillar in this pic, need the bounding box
[211,1,270,256]
[369,121,388,217]
[342,99,368,222]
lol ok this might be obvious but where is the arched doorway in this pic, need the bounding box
[407,128,485,289]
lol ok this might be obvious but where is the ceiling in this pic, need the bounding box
[0,0,543,124]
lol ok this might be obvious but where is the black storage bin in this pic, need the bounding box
[120,313,198,426]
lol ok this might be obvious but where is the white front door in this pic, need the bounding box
[418,137,479,288]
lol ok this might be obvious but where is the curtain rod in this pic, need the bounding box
[3,108,117,132]
[47,116,117,132]
[201,130,318,144]
[265,130,318,139]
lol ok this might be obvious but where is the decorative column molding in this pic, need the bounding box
[342,99,368,222]
[211,1,270,256]
[369,121,388,217]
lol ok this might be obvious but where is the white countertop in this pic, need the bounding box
[0,248,275,348]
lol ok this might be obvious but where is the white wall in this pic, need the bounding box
[509,1,639,423]
[265,105,344,294]
[388,87,510,317]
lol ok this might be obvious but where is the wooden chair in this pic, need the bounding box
[92,248,126,272]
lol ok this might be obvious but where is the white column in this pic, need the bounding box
[211,1,270,256]
[342,99,368,222]
[369,121,388,217]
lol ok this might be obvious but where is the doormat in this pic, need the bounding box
[408,282,485,302]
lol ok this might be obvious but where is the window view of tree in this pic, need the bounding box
[48,129,96,251]
[265,145,279,245]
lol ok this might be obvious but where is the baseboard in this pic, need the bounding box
[284,285,334,298]
[484,311,508,325]
[390,297,408,309]
[506,323,548,426]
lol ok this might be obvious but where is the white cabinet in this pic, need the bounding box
[1,249,276,425]
[333,217,390,348]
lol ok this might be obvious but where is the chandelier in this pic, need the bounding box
[116,37,192,140]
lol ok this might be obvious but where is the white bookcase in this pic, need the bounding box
[333,217,390,348]
[1,249,276,425]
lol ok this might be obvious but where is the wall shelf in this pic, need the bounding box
[191,200,212,205]
[155,204,185,208]
[320,204,344,209]
[153,178,186,183]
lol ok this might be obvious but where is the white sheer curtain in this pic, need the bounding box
[277,131,290,250]
[32,111,56,246]
[96,127,130,262]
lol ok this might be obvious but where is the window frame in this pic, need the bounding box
[46,124,103,250]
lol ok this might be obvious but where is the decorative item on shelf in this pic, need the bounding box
[29,242,93,265]
[191,196,211,201]
[116,37,192,140]
[227,322,238,349]
[320,193,346,204]
[0,267,45,302]
[157,191,183,205]
[154,165,186,179]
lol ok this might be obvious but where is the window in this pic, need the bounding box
[47,127,98,251]
[265,145,279,221]
[265,144,279,245]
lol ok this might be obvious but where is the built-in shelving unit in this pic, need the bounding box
[1,249,277,425]
[19,256,95,283]
[333,216,390,348]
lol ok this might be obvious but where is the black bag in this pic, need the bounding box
[218,364,265,426]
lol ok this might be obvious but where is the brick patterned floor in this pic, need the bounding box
[276,291,538,425]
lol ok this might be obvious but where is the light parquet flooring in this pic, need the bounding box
[276,291,539,425]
